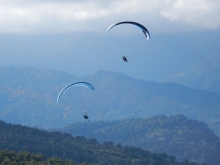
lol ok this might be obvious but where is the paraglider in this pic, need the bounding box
[57,82,95,104]
[107,21,150,40]
[122,55,128,62]
[83,113,89,119]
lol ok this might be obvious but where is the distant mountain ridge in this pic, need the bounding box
[57,114,220,165]
[163,53,220,93]
[0,66,220,136]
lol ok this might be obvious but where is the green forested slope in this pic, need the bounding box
[0,149,86,165]
[58,115,220,165]
[0,120,203,165]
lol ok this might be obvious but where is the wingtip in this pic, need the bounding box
[107,24,116,33]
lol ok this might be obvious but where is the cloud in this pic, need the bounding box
[0,0,219,34]
[160,0,220,29]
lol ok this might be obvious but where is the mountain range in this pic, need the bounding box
[0,66,220,136]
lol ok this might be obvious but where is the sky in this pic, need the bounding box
[0,0,219,34]
[0,0,220,81]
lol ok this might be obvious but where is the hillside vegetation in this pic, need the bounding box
[0,149,81,165]
[0,120,203,165]
[57,115,220,165]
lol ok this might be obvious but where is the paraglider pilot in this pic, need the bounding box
[122,55,128,62]
[83,114,89,119]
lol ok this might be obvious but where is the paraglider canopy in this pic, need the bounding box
[57,82,95,104]
[107,21,150,40]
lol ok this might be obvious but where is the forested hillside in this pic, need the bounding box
[57,115,220,165]
[0,66,220,136]
[0,120,203,165]
[0,149,81,165]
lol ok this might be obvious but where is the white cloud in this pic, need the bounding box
[0,0,219,34]
[160,0,220,29]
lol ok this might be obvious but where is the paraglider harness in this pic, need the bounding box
[83,114,89,119]
[122,56,128,62]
